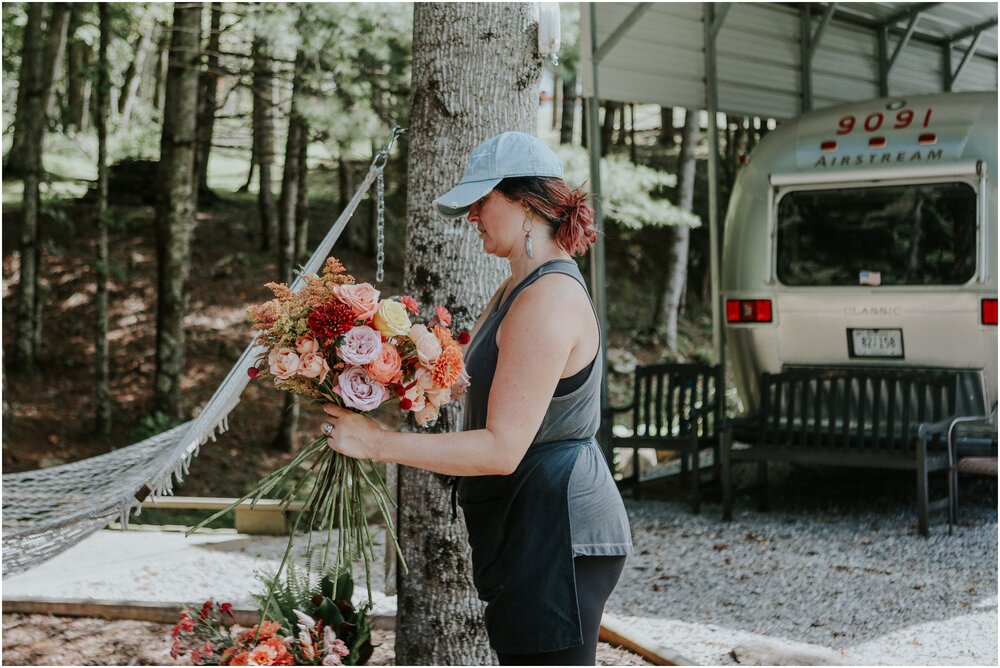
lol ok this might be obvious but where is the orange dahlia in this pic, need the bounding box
[432,345,463,388]
[433,325,454,349]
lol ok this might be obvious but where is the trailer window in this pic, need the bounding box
[776,182,977,286]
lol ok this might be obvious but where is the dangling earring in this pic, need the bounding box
[522,217,534,258]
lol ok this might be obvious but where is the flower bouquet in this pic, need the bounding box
[170,566,374,666]
[189,257,470,610]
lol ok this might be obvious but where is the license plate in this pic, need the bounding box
[848,328,904,358]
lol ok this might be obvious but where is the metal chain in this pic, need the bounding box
[375,170,386,283]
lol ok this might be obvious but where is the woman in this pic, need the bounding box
[321,132,633,665]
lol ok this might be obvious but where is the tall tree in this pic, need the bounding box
[64,4,91,131]
[559,75,576,144]
[399,4,542,664]
[94,2,112,436]
[272,48,308,453]
[11,3,46,372]
[194,2,222,204]
[659,106,674,147]
[7,3,69,175]
[118,17,154,122]
[252,36,278,252]
[294,121,311,264]
[152,3,202,420]
[659,108,699,350]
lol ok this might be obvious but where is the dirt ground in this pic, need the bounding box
[1,614,651,666]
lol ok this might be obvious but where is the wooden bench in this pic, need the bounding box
[608,363,723,511]
[140,496,306,535]
[720,368,969,535]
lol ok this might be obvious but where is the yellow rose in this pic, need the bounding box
[373,299,412,337]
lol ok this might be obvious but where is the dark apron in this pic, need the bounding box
[457,437,590,654]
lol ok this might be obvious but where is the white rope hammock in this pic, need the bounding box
[3,133,401,577]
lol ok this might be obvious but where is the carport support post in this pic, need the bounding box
[704,4,725,368]
[586,2,612,468]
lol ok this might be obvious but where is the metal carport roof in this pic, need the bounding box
[578,2,998,452]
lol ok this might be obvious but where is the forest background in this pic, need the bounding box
[1,3,773,542]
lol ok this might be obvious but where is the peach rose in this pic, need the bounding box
[414,401,440,427]
[333,283,381,320]
[366,343,402,385]
[408,324,442,368]
[296,335,319,354]
[425,386,451,409]
[268,348,300,380]
[297,352,330,383]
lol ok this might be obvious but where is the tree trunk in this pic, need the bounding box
[238,145,257,194]
[559,75,575,145]
[11,3,46,372]
[44,5,70,120]
[339,154,364,252]
[252,36,277,252]
[272,50,306,453]
[153,24,170,111]
[194,2,222,204]
[629,103,637,164]
[94,2,112,437]
[8,3,70,175]
[66,6,91,131]
[551,75,560,129]
[600,101,619,157]
[400,4,542,664]
[659,106,674,147]
[294,121,310,265]
[659,108,698,351]
[152,4,202,420]
[118,23,153,122]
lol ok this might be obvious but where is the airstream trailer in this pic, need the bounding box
[722,91,998,417]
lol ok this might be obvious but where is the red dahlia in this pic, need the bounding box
[308,301,355,340]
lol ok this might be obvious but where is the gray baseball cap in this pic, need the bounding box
[434,131,564,218]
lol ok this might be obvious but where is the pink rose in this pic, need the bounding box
[333,283,381,320]
[408,324,442,368]
[337,326,383,366]
[296,336,319,354]
[414,402,440,427]
[268,348,300,380]
[332,366,387,412]
[297,352,330,383]
[366,343,402,385]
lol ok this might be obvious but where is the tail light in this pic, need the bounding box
[983,299,998,325]
[726,299,772,323]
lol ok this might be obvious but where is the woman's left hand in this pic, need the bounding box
[321,403,385,461]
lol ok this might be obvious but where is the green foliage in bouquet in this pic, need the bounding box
[253,562,376,666]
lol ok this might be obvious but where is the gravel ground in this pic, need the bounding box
[607,464,998,665]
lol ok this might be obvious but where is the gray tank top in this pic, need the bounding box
[462,259,632,557]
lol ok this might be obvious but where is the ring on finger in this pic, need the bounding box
[322,423,334,436]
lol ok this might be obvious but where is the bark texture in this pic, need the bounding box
[398,4,542,665]
[273,49,308,453]
[659,108,698,350]
[252,36,278,252]
[8,3,69,174]
[94,2,112,436]
[152,4,202,419]
[12,3,48,372]
[194,2,222,202]
[66,6,91,130]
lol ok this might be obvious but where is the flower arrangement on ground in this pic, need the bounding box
[189,257,471,612]
[170,566,374,666]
